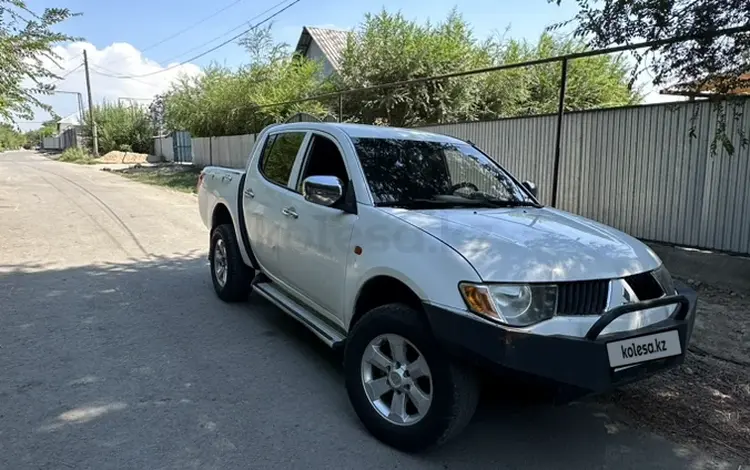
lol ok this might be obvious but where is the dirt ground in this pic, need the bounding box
[97,151,151,164]
[605,279,750,461]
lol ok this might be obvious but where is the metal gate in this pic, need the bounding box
[172,131,193,163]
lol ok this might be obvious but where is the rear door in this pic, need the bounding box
[242,130,309,278]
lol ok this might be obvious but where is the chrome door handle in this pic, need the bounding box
[281,207,298,219]
[223,175,233,182]
[243,188,254,198]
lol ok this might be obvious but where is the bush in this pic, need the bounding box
[58,147,96,164]
[81,102,152,154]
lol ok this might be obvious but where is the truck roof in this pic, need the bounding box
[266,122,466,145]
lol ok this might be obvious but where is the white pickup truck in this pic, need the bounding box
[198,122,696,452]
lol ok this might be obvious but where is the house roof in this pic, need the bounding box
[57,112,81,125]
[295,26,350,71]
[662,72,750,97]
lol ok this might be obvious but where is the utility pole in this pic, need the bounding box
[83,50,99,156]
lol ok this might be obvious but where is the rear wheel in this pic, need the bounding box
[209,224,252,302]
[344,303,479,452]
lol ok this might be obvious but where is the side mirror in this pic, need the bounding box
[522,180,538,198]
[303,175,344,207]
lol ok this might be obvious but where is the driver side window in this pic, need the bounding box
[296,134,350,192]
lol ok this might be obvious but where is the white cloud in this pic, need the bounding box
[18,41,201,131]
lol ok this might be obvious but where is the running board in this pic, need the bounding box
[253,282,345,348]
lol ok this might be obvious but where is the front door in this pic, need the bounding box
[279,132,357,324]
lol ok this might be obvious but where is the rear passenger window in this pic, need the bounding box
[260,132,306,186]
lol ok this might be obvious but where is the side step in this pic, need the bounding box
[253,280,346,348]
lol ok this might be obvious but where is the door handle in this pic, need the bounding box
[281,207,298,219]
[243,188,254,198]
[223,175,233,182]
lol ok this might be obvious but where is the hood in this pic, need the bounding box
[384,207,661,282]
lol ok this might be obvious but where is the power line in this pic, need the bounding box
[159,0,293,65]
[53,53,83,70]
[110,0,301,79]
[51,64,84,84]
[90,64,159,86]
[140,0,249,54]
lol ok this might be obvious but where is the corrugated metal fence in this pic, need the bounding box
[155,134,256,168]
[421,99,750,255]
[152,99,750,254]
[42,127,79,151]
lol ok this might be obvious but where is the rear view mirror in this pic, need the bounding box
[303,175,344,207]
[522,180,538,198]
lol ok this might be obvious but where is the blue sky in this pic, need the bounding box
[33,0,580,70]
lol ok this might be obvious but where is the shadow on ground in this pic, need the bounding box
[0,255,735,469]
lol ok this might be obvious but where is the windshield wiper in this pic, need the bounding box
[461,191,542,208]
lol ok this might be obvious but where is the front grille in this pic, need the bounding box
[557,280,609,316]
[624,271,664,300]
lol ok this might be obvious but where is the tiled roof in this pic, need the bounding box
[296,26,350,71]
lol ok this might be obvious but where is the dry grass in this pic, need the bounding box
[110,164,200,193]
[58,148,98,165]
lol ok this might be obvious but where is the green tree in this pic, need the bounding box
[549,0,749,96]
[81,102,152,154]
[23,117,57,147]
[337,9,492,127]
[0,123,25,150]
[479,33,640,119]
[0,1,76,120]
[337,10,640,126]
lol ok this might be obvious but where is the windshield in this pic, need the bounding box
[352,137,538,209]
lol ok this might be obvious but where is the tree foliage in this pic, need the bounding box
[22,117,57,147]
[0,123,25,150]
[337,10,493,126]
[337,10,640,127]
[160,24,333,137]
[478,33,640,119]
[550,0,750,154]
[81,102,152,154]
[160,11,641,135]
[549,0,749,95]
[0,0,76,120]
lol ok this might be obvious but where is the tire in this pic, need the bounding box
[209,223,253,302]
[344,303,479,452]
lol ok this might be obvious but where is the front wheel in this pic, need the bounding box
[209,224,253,302]
[344,303,479,452]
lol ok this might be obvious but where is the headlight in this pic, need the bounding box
[459,282,558,327]
[652,265,676,295]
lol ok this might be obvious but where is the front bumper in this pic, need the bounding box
[424,281,697,394]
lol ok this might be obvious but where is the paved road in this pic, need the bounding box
[0,150,726,469]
